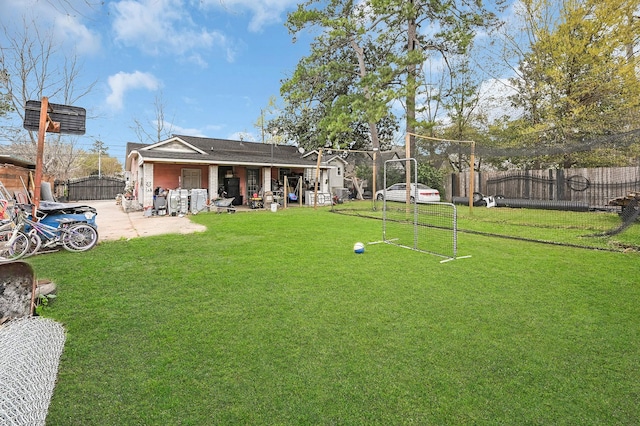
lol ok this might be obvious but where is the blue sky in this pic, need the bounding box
[1,0,522,167]
[1,0,312,164]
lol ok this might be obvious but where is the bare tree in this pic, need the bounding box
[130,91,176,144]
[0,16,96,178]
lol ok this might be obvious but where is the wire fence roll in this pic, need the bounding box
[0,317,66,426]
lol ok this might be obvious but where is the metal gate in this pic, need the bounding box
[56,176,125,201]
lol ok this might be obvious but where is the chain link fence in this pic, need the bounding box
[0,317,66,426]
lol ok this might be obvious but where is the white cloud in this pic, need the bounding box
[110,0,234,63]
[106,71,161,110]
[200,0,299,32]
[54,14,101,55]
[1,0,101,55]
[205,124,224,132]
[185,54,208,69]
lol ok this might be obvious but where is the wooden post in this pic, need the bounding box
[284,175,288,209]
[33,97,49,212]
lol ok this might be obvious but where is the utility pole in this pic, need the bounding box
[261,109,265,143]
[93,139,107,178]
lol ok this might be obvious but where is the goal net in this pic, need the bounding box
[331,130,639,252]
[381,158,459,261]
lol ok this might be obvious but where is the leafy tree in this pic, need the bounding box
[281,0,503,191]
[507,0,640,167]
[255,95,286,144]
[281,0,397,154]
[369,0,503,157]
[421,52,491,173]
[417,162,445,196]
[74,153,122,178]
[74,141,122,178]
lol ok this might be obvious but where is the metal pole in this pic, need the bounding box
[469,141,475,210]
[405,133,411,206]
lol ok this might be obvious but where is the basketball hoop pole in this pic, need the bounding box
[25,97,84,213]
[34,97,62,213]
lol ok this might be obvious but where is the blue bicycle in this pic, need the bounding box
[14,205,98,255]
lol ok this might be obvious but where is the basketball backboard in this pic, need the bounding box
[23,100,86,135]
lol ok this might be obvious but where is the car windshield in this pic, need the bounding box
[416,184,431,189]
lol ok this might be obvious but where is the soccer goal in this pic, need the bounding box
[380,158,463,262]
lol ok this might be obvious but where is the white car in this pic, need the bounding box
[375,183,440,203]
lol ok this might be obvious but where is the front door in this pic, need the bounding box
[247,168,260,199]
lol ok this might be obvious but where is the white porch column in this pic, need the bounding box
[321,169,329,193]
[263,167,272,192]
[209,165,218,200]
[142,162,154,208]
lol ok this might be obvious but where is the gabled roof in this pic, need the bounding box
[302,150,348,165]
[126,135,320,170]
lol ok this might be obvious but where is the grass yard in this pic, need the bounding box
[29,207,639,425]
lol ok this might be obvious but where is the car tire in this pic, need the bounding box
[376,194,384,201]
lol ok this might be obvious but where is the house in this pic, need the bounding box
[125,135,333,209]
[301,150,349,194]
[295,147,405,200]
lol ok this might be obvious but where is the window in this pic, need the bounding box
[181,168,201,190]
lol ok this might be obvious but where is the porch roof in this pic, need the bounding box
[126,135,322,171]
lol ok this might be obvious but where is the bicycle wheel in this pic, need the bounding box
[0,230,30,261]
[62,223,98,252]
[23,232,42,258]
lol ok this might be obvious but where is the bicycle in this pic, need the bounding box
[0,201,31,262]
[14,205,99,255]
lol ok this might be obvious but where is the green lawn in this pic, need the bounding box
[29,207,639,425]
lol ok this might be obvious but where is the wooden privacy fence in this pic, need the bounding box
[447,166,640,208]
[54,176,125,201]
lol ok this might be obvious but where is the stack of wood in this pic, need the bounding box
[608,192,640,208]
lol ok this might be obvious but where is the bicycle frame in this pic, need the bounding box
[22,215,80,249]
[0,202,30,261]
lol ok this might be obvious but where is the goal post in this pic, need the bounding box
[381,158,461,261]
